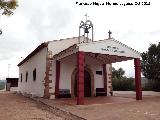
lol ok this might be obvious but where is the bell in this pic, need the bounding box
[85,27,89,33]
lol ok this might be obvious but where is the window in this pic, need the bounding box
[33,68,36,81]
[25,72,28,82]
[20,73,22,82]
[96,71,102,75]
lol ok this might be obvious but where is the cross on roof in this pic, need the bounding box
[84,13,89,21]
[0,29,2,35]
[108,30,112,38]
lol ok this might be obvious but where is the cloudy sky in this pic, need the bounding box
[0,0,159,79]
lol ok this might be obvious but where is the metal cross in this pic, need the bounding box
[84,13,89,21]
[0,29,2,35]
[108,30,112,38]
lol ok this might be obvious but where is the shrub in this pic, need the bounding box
[143,79,160,91]
[112,77,134,91]
[0,82,5,90]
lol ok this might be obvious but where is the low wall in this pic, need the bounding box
[114,91,160,96]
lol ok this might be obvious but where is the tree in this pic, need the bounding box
[0,0,18,16]
[141,42,160,80]
[112,67,125,79]
[112,67,134,91]
[0,0,18,35]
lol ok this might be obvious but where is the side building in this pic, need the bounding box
[6,78,18,91]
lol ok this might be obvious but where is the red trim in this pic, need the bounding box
[103,64,107,95]
[55,60,60,98]
[77,51,85,105]
[134,58,142,100]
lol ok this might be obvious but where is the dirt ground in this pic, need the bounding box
[1,91,160,120]
[65,96,160,120]
[39,92,160,120]
[0,91,64,120]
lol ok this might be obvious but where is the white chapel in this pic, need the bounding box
[18,18,142,105]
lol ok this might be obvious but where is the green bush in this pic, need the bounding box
[143,80,160,91]
[0,82,5,90]
[142,81,152,91]
[112,77,134,91]
[152,80,160,91]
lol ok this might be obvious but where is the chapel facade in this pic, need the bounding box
[18,19,142,105]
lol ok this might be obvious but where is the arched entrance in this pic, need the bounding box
[74,70,91,97]
[71,66,95,98]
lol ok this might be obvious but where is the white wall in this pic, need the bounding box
[18,37,113,98]
[59,54,77,90]
[85,55,104,89]
[106,64,112,95]
[48,36,85,56]
[10,87,18,91]
[48,37,81,98]
[18,47,47,97]
[50,53,111,95]
[78,39,141,58]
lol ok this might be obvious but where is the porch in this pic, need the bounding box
[53,38,142,105]
[52,95,135,105]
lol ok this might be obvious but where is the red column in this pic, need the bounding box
[134,58,142,100]
[77,51,85,105]
[55,60,60,98]
[103,64,107,96]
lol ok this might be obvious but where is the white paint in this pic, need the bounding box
[106,64,112,95]
[10,87,18,91]
[114,91,160,97]
[6,83,11,91]
[50,53,109,95]
[78,38,141,58]
[18,47,47,97]
[59,55,76,90]
[18,37,132,98]
[85,55,104,89]
[48,36,85,56]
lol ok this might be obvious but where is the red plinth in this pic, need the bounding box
[77,51,85,105]
[134,58,142,100]
[103,64,107,95]
[55,60,60,98]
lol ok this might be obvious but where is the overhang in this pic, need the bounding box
[78,38,141,58]
[53,38,141,63]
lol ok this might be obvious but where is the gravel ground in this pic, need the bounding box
[0,91,64,120]
[38,92,160,120]
[58,96,160,120]
[1,91,160,120]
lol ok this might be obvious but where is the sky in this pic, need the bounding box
[0,0,159,80]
